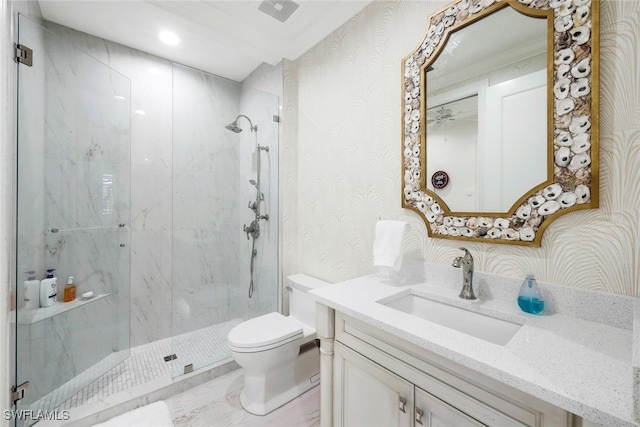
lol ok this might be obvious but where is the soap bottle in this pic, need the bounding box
[517,273,544,314]
[23,271,40,309]
[39,269,58,307]
[63,276,76,303]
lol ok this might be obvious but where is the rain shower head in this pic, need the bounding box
[225,114,257,133]
[225,122,243,133]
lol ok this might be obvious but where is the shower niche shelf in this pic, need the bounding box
[13,293,111,324]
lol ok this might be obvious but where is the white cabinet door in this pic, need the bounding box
[334,342,413,427]
[415,386,486,427]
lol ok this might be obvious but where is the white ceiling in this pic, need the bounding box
[38,0,374,82]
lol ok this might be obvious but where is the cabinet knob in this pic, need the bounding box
[399,396,407,413]
[416,407,424,425]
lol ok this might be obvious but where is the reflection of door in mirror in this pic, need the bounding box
[425,6,548,214]
[480,69,547,212]
[426,95,478,212]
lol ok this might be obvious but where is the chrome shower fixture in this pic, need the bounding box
[224,122,242,133]
[225,113,268,299]
[225,114,257,133]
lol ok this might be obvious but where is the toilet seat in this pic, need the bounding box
[228,312,303,353]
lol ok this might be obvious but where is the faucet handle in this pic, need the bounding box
[458,247,473,259]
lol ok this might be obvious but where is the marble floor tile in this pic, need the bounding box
[167,369,320,427]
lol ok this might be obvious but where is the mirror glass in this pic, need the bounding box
[425,7,548,213]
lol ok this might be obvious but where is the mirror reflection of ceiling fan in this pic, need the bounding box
[426,96,478,131]
[427,106,457,129]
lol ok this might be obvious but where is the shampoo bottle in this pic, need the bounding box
[23,271,40,309]
[63,276,76,303]
[517,273,544,314]
[39,269,58,307]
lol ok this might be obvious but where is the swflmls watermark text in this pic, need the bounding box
[4,409,70,421]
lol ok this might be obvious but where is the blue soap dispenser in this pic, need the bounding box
[517,273,544,314]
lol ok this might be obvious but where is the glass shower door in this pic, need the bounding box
[14,15,131,424]
[170,63,280,376]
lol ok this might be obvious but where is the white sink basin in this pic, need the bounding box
[380,293,522,346]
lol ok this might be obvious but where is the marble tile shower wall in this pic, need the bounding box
[44,41,131,301]
[42,21,280,347]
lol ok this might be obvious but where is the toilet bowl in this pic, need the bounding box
[227,274,330,415]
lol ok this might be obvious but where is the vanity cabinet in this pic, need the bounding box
[330,312,574,427]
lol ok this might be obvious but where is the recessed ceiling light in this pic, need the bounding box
[149,67,163,76]
[134,110,146,116]
[158,31,180,46]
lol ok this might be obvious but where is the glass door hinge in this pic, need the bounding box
[11,381,29,403]
[15,44,33,66]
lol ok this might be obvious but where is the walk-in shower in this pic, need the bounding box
[13,15,280,425]
[225,114,270,298]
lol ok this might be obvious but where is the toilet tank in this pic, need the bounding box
[288,274,331,328]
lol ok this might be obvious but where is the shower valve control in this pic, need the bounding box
[248,201,258,213]
[243,220,260,240]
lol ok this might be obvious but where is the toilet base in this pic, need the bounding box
[239,341,320,416]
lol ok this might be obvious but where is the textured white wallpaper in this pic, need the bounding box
[283,0,640,297]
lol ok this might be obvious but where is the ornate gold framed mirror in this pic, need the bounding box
[401,0,599,246]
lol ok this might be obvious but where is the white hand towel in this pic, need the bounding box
[373,220,409,271]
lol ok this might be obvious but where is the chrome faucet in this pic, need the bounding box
[452,247,476,300]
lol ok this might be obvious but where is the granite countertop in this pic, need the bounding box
[310,269,639,427]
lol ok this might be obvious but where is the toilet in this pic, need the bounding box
[227,274,330,415]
